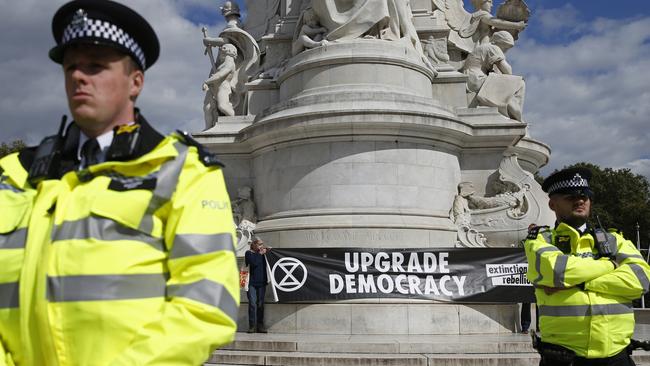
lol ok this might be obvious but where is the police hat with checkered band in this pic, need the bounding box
[49,0,159,70]
[542,167,594,197]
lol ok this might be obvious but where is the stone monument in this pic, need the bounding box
[195,0,553,335]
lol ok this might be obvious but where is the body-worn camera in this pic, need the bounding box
[28,117,66,186]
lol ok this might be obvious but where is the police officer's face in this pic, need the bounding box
[549,193,591,226]
[63,45,143,137]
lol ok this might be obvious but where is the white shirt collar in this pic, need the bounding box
[77,129,115,164]
[577,223,587,234]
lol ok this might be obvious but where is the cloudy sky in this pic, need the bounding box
[0,0,649,179]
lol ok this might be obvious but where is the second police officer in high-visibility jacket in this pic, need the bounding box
[525,167,650,366]
[0,1,239,365]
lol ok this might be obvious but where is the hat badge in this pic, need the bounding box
[571,174,583,184]
[71,8,88,30]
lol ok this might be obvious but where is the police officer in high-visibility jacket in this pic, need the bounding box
[525,167,650,366]
[0,1,239,365]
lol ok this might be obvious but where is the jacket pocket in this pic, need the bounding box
[90,190,152,231]
[0,193,29,235]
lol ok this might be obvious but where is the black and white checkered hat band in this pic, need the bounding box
[62,17,146,69]
[547,174,589,194]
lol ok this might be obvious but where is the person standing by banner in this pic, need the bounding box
[245,238,271,333]
[525,167,650,365]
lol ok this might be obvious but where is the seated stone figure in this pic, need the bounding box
[310,0,436,74]
[292,8,329,56]
[232,186,258,225]
[462,31,525,122]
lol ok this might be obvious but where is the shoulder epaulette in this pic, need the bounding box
[175,130,224,167]
[527,225,550,241]
[17,145,37,171]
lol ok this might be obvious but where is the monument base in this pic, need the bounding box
[237,301,519,335]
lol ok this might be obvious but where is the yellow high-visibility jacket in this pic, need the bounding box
[0,118,239,366]
[525,222,650,359]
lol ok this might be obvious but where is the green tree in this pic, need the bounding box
[544,163,650,248]
[0,140,26,158]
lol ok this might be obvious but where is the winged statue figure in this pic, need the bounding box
[432,0,529,55]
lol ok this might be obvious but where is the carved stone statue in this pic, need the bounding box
[232,186,258,256]
[292,8,329,56]
[451,182,488,247]
[311,0,436,74]
[450,155,554,248]
[422,35,450,65]
[232,186,258,225]
[461,31,525,121]
[203,44,238,118]
[201,13,260,128]
[312,0,417,42]
[452,180,522,214]
[235,219,257,256]
[451,182,474,225]
[467,185,520,210]
[432,0,528,55]
[221,1,242,28]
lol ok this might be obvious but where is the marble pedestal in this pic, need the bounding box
[196,39,550,334]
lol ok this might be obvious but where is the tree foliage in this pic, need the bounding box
[0,140,26,159]
[545,162,650,248]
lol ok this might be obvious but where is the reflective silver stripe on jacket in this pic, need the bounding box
[533,246,562,285]
[538,303,633,317]
[139,143,189,235]
[0,183,23,193]
[0,282,19,308]
[167,279,238,322]
[51,216,163,251]
[170,233,234,259]
[616,252,644,262]
[47,273,167,302]
[0,228,27,249]
[553,255,568,288]
[629,263,650,293]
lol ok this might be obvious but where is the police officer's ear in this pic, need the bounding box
[548,196,557,212]
[126,58,144,101]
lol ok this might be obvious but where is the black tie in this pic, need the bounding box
[81,138,100,167]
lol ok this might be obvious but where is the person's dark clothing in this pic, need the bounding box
[245,250,267,286]
[246,285,266,328]
[245,250,268,328]
[539,345,636,366]
[521,302,531,332]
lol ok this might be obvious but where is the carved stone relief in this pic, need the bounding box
[451,154,547,247]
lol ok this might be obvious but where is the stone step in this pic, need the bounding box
[208,350,430,366]
[221,333,535,354]
[207,332,650,366]
[208,350,650,366]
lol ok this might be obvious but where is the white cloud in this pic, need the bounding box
[509,16,650,180]
[622,159,650,178]
[535,4,584,37]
